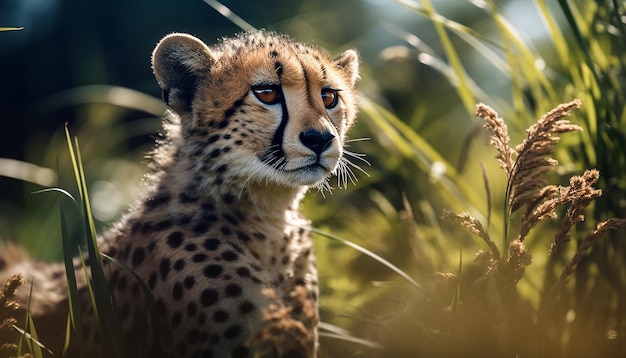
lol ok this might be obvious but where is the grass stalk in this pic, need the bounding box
[311,228,430,300]
[63,126,125,357]
[59,194,86,356]
[406,0,475,113]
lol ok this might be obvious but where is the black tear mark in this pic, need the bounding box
[267,87,288,163]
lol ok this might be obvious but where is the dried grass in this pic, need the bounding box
[479,100,583,224]
[441,209,500,260]
[474,99,626,298]
[551,217,626,298]
[0,274,25,358]
[438,100,626,356]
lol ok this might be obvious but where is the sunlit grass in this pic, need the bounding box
[312,1,626,356]
[2,0,625,357]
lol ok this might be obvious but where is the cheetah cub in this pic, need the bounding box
[1,32,360,357]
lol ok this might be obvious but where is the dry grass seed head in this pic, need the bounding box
[550,218,626,300]
[477,100,583,233]
[477,100,584,242]
[477,103,515,175]
[550,169,602,256]
[509,99,582,214]
[0,274,24,321]
[520,185,560,219]
[441,209,500,259]
[506,240,532,283]
[0,274,25,358]
[518,169,602,243]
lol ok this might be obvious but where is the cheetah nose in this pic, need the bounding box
[299,130,335,155]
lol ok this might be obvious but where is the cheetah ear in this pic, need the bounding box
[334,49,360,88]
[152,33,216,114]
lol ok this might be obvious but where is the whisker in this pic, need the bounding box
[333,159,350,189]
[340,159,359,185]
[315,178,333,197]
[345,137,371,143]
[342,155,370,177]
[343,149,371,166]
[334,162,344,189]
[336,163,344,189]
[345,161,369,177]
[271,156,286,171]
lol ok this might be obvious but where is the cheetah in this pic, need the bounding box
[0,31,360,357]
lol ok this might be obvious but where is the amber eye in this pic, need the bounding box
[252,85,281,105]
[321,88,339,109]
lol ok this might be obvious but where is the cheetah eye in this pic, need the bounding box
[321,88,339,109]
[252,85,281,105]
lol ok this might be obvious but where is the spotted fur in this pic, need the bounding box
[1,31,360,357]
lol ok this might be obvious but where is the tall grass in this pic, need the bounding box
[2,0,625,357]
[311,1,626,357]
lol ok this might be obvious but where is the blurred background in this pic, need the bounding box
[1,0,625,356]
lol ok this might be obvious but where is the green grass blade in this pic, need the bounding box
[33,187,80,208]
[63,315,71,355]
[60,195,86,355]
[401,0,475,113]
[318,322,382,349]
[24,314,44,358]
[535,0,572,70]
[12,325,52,358]
[318,332,383,349]
[38,85,166,117]
[385,12,511,81]
[24,281,41,357]
[311,228,431,300]
[64,124,83,201]
[77,247,100,325]
[202,0,257,32]
[15,280,53,358]
[0,158,57,186]
[64,127,124,356]
[73,137,98,245]
[415,50,494,106]
[76,147,124,356]
[485,0,525,114]
[74,137,114,320]
[485,0,558,115]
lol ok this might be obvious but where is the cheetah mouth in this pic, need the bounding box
[280,161,335,186]
[284,163,329,174]
[271,155,339,186]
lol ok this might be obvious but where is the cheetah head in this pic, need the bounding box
[151,32,360,192]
